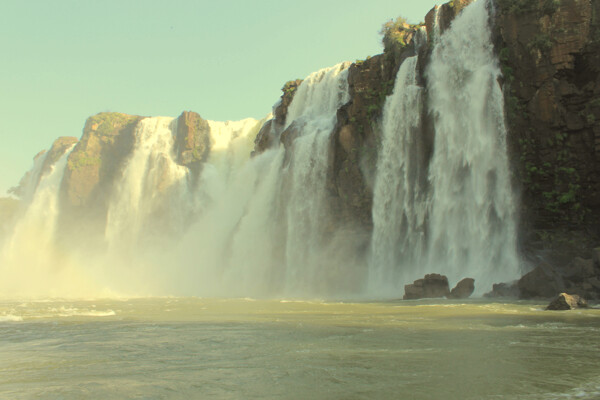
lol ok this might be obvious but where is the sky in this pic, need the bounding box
[0,0,440,196]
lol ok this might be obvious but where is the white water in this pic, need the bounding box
[282,62,351,295]
[105,117,189,253]
[370,55,427,295]
[0,145,96,297]
[426,0,520,290]
[183,62,352,297]
[370,0,520,295]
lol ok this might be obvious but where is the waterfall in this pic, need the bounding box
[426,0,519,290]
[369,0,520,296]
[105,117,189,253]
[370,55,427,295]
[281,62,351,295]
[0,145,95,297]
[180,62,352,297]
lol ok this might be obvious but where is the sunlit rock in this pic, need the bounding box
[546,293,588,310]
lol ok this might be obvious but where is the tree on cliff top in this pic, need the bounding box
[380,16,421,53]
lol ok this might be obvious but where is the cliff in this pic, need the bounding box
[493,0,600,258]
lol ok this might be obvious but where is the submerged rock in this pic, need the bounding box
[448,278,475,299]
[403,274,450,300]
[546,293,588,310]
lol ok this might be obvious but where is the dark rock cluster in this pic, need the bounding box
[403,274,475,300]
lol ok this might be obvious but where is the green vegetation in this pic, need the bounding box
[528,34,553,53]
[379,16,422,53]
[67,151,101,171]
[88,112,141,137]
[282,80,302,95]
[519,132,587,223]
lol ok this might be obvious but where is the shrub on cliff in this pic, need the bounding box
[380,17,410,52]
[380,16,424,53]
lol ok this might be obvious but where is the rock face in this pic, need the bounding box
[60,112,144,232]
[513,251,600,300]
[518,264,566,299]
[253,79,302,155]
[448,278,475,299]
[425,0,475,37]
[546,292,588,310]
[174,111,211,179]
[494,0,600,247]
[403,274,451,300]
[328,28,424,230]
[41,137,79,178]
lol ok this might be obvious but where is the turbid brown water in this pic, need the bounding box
[1,298,599,399]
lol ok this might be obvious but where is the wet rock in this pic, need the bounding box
[253,120,274,155]
[518,264,565,299]
[484,281,520,298]
[448,278,475,299]
[546,293,588,310]
[252,79,302,156]
[403,274,450,300]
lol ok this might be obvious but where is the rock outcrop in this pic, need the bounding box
[174,111,211,180]
[253,79,302,155]
[403,274,451,299]
[328,27,425,230]
[41,137,79,178]
[546,292,588,310]
[448,278,475,299]
[60,112,144,234]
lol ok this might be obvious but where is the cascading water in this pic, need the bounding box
[369,0,520,295]
[105,117,189,253]
[426,0,520,290]
[370,51,427,295]
[181,62,352,297]
[281,62,351,295]
[0,145,96,297]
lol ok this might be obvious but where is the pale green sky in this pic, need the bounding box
[0,0,440,196]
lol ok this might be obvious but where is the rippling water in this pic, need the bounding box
[1,298,599,399]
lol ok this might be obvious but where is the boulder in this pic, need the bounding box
[546,293,588,310]
[518,264,565,299]
[403,273,450,300]
[484,281,520,298]
[448,278,475,299]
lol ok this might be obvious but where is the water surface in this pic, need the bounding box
[1,298,599,399]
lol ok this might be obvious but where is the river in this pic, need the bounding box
[1,298,599,399]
